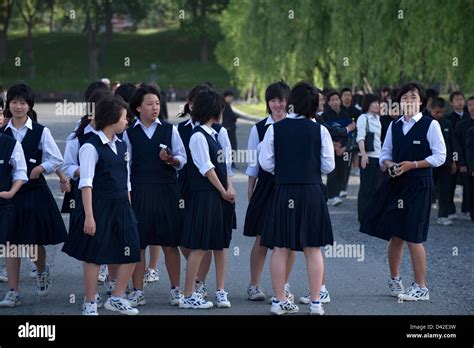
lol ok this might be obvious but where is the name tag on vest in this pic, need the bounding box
[413,140,421,145]
[29,158,37,163]
[0,160,4,164]
[444,128,449,132]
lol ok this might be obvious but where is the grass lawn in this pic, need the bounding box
[0,29,230,93]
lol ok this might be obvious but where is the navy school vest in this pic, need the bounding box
[273,118,322,185]
[1,122,46,192]
[392,116,433,177]
[0,133,16,203]
[187,126,228,191]
[126,121,176,184]
[87,134,129,199]
[255,117,273,180]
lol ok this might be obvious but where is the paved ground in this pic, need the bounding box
[0,102,472,315]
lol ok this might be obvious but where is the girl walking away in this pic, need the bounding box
[179,89,235,309]
[259,82,335,315]
[360,82,446,301]
[0,84,67,307]
[123,84,187,307]
[62,96,141,315]
[243,81,296,302]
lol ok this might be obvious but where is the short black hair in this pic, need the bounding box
[94,96,128,131]
[396,81,426,106]
[265,81,290,114]
[84,81,109,102]
[287,81,319,118]
[426,88,439,100]
[449,91,464,102]
[431,97,446,109]
[389,88,399,100]
[0,96,3,109]
[361,93,381,114]
[382,87,391,93]
[5,83,37,122]
[340,87,352,96]
[128,84,161,119]
[223,90,235,98]
[467,96,474,103]
[180,84,212,117]
[191,89,225,124]
[326,90,341,102]
[114,82,137,103]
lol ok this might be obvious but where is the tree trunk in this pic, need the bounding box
[49,0,55,32]
[27,22,35,79]
[200,35,208,63]
[0,0,14,65]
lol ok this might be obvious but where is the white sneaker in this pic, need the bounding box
[388,276,404,297]
[299,288,331,304]
[215,290,231,308]
[309,301,325,315]
[98,265,108,283]
[328,197,343,206]
[447,213,458,220]
[127,289,146,307]
[0,289,21,307]
[104,277,116,295]
[247,285,266,301]
[268,283,294,304]
[459,212,471,220]
[179,292,213,309]
[144,268,159,283]
[339,191,348,198]
[195,280,208,299]
[30,263,37,278]
[104,297,139,315]
[437,217,453,226]
[82,301,98,315]
[398,283,430,301]
[169,287,183,306]
[270,299,299,315]
[0,268,8,282]
[36,266,51,296]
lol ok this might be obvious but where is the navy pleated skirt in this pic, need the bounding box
[7,179,67,245]
[360,175,433,243]
[181,190,232,250]
[0,201,14,244]
[260,183,333,251]
[131,182,183,249]
[243,175,274,237]
[62,195,141,265]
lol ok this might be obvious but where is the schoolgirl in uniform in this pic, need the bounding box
[62,96,141,315]
[62,88,113,284]
[123,84,187,307]
[360,82,446,301]
[0,132,28,306]
[179,89,235,309]
[177,84,235,300]
[243,81,297,302]
[0,83,66,306]
[259,82,335,315]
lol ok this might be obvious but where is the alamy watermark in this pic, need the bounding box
[0,242,38,262]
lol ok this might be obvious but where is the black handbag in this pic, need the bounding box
[355,115,375,152]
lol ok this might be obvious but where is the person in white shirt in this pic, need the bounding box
[123,84,187,308]
[360,82,446,302]
[0,84,66,308]
[179,89,235,309]
[243,81,297,303]
[356,93,385,222]
[259,82,335,315]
